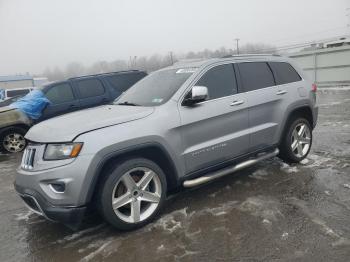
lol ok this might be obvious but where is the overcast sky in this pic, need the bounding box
[0,0,348,75]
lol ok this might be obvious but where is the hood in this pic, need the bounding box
[26,105,154,142]
[0,106,15,113]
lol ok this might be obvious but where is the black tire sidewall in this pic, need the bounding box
[280,118,312,163]
[0,127,27,153]
[99,158,167,231]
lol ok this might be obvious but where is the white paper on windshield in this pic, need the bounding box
[176,68,197,74]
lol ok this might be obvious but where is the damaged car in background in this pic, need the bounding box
[0,70,146,153]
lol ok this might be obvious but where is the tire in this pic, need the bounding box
[98,158,167,231]
[279,117,312,163]
[0,126,27,153]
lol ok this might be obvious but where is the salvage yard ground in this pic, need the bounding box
[0,88,350,262]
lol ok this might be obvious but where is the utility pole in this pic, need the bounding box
[234,38,240,54]
[347,8,350,34]
[169,51,174,65]
[134,56,137,68]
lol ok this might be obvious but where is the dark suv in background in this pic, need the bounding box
[39,70,147,120]
[0,70,147,153]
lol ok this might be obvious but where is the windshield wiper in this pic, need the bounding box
[116,101,140,106]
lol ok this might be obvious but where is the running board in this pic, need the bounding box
[183,148,279,188]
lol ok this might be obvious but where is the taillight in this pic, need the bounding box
[312,83,317,92]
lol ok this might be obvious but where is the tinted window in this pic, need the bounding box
[238,62,275,92]
[106,73,146,93]
[6,89,30,97]
[45,83,75,104]
[77,79,105,98]
[116,68,194,106]
[269,62,301,85]
[196,64,237,100]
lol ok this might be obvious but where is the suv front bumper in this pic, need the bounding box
[14,183,86,226]
[15,151,97,226]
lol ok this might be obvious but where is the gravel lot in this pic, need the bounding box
[0,89,349,262]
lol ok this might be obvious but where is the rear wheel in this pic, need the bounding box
[0,127,27,153]
[279,117,312,163]
[98,158,167,230]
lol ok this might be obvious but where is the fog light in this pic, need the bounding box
[50,182,66,193]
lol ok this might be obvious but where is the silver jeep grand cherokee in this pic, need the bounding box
[15,55,318,230]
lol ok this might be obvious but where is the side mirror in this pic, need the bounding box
[183,86,208,106]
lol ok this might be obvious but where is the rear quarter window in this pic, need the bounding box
[268,62,302,85]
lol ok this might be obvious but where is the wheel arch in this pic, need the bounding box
[85,142,180,204]
[0,123,30,134]
[279,105,314,144]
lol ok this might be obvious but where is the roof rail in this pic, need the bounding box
[173,58,207,65]
[221,53,281,58]
[68,70,142,80]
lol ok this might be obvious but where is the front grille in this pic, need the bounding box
[21,148,36,170]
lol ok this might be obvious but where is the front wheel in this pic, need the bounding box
[98,158,167,230]
[279,117,312,163]
[0,127,27,153]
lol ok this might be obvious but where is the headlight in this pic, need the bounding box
[44,143,83,160]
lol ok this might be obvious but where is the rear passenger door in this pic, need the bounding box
[179,63,250,174]
[40,82,80,120]
[73,78,109,109]
[236,62,281,151]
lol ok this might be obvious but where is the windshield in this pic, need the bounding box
[115,68,196,106]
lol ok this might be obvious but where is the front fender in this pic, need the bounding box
[78,141,181,205]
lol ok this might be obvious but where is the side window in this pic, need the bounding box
[106,73,146,93]
[268,62,302,85]
[238,62,275,92]
[45,83,75,104]
[196,64,237,100]
[6,89,30,97]
[76,79,105,99]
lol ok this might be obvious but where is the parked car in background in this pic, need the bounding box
[0,70,147,153]
[15,55,318,230]
[0,87,33,101]
[0,95,25,107]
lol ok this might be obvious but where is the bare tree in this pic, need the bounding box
[41,43,276,80]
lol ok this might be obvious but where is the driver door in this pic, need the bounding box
[178,63,250,174]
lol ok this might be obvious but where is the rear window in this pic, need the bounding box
[268,62,302,85]
[76,79,105,98]
[238,62,275,92]
[6,89,30,98]
[106,73,146,93]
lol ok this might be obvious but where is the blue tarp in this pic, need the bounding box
[9,90,51,119]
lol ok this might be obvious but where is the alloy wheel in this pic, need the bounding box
[3,133,26,153]
[111,167,162,223]
[290,123,311,158]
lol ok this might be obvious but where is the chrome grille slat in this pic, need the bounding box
[21,147,36,170]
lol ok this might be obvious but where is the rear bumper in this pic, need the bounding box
[14,183,86,226]
[312,105,319,128]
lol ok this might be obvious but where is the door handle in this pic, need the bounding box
[276,90,287,95]
[230,100,244,106]
[69,104,79,108]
